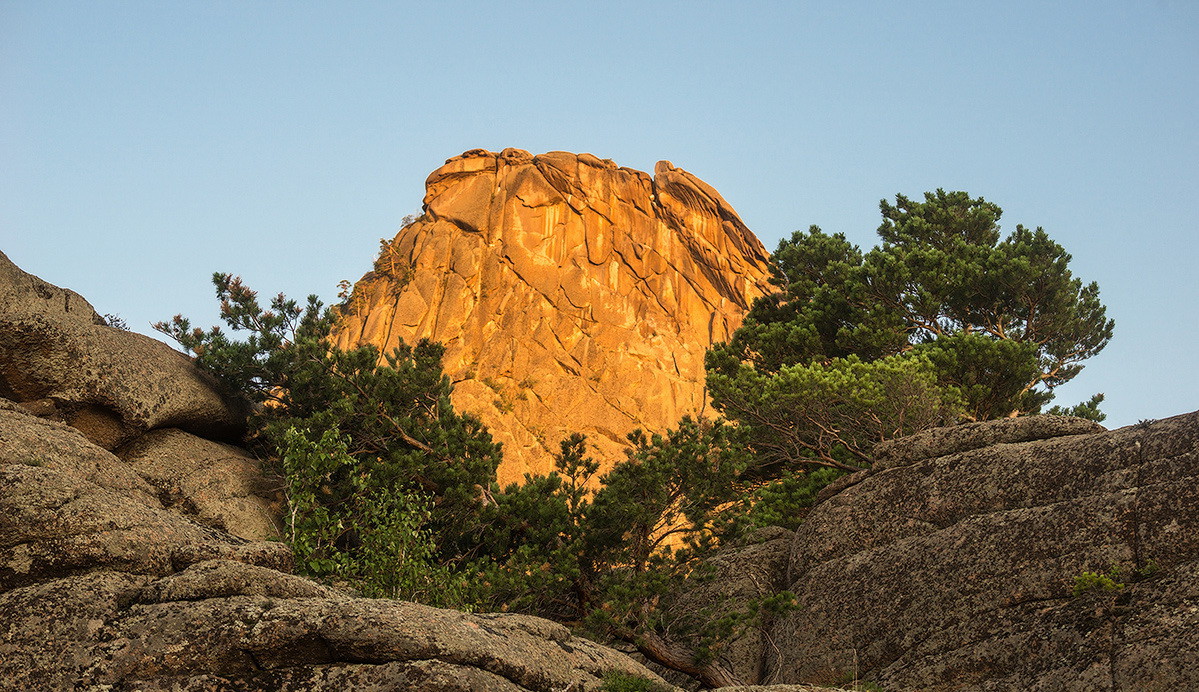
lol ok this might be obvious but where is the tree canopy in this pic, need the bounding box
[708,189,1113,470]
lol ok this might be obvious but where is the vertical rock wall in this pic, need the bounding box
[333,149,775,483]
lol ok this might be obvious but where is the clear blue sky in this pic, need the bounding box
[3,2,1196,427]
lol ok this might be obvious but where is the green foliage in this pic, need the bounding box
[279,427,472,606]
[709,190,1113,472]
[261,338,501,549]
[156,273,502,600]
[725,466,846,535]
[1071,561,1159,597]
[1072,568,1124,596]
[708,352,964,471]
[599,671,672,692]
[475,433,598,621]
[1046,393,1107,423]
[155,273,329,401]
[475,420,794,687]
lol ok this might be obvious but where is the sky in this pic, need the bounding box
[2,1,1196,428]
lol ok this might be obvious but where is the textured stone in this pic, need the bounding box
[0,250,246,449]
[768,413,1199,691]
[659,527,795,687]
[81,591,663,691]
[118,428,282,541]
[871,414,1106,470]
[333,149,774,483]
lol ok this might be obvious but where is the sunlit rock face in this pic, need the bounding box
[333,148,775,483]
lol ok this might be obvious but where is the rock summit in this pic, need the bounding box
[333,149,775,482]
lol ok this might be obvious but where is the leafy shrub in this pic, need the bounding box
[1072,569,1124,596]
[1072,561,1160,597]
[279,426,473,606]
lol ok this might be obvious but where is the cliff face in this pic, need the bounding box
[333,149,775,483]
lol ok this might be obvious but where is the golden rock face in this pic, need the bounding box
[333,148,775,485]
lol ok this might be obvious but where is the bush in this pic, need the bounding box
[279,427,473,606]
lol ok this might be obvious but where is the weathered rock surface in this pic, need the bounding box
[0,402,292,593]
[767,413,1199,691]
[3,564,668,691]
[0,250,246,449]
[118,428,282,541]
[0,399,670,690]
[333,149,775,483]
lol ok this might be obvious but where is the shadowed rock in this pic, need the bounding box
[768,413,1199,691]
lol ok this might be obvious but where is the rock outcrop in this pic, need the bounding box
[765,413,1199,690]
[333,149,775,483]
[0,255,672,691]
[0,250,247,449]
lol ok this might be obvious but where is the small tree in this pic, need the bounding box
[477,420,792,688]
[707,352,964,472]
[155,273,502,592]
[279,426,471,606]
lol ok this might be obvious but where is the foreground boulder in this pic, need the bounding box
[0,250,246,449]
[118,428,282,541]
[0,396,669,690]
[768,413,1199,690]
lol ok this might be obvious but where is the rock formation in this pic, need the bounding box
[754,414,1199,690]
[332,149,775,483]
[0,254,670,691]
[0,251,246,450]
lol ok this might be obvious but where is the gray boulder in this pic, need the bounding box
[118,428,282,541]
[769,413,1199,691]
[0,250,245,449]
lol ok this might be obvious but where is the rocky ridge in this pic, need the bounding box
[332,148,775,483]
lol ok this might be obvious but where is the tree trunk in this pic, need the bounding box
[635,631,743,689]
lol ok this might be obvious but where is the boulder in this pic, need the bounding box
[79,568,661,691]
[0,387,669,689]
[768,413,1199,691]
[0,398,290,593]
[0,250,246,449]
[332,150,776,484]
[2,558,670,691]
[118,428,282,541]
